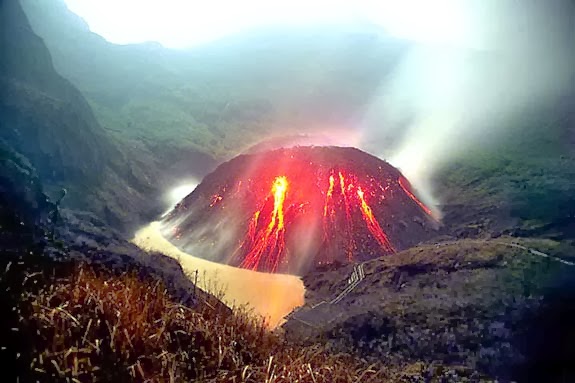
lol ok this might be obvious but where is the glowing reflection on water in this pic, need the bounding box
[132,222,304,328]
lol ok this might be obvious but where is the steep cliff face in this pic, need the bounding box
[0,0,109,184]
[0,0,160,230]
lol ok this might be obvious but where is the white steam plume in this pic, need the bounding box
[359,0,575,212]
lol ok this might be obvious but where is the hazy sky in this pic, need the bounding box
[62,0,574,212]
[63,0,482,48]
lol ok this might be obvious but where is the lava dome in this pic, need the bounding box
[161,146,438,275]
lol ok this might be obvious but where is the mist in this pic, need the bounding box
[141,0,575,218]
[162,180,199,215]
[58,3,574,213]
[358,0,575,212]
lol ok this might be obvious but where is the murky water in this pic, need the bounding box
[132,222,305,328]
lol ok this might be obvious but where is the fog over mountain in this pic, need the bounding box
[21,0,575,214]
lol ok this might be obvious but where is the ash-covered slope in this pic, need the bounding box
[162,146,438,274]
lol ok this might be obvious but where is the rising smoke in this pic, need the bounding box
[358,0,575,211]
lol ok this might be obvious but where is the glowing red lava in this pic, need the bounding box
[241,176,289,271]
[163,146,437,275]
[398,176,434,217]
[357,187,395,253]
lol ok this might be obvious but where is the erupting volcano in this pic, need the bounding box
[162,146,438,275]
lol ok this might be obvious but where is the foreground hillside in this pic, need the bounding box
[4,261,378,382]
[1,239,490,382]
[284,239,575,381]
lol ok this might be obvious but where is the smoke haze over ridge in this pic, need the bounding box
[61,0,575,213]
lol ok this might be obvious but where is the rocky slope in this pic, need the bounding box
[283,239,575,381]
[0,5,225,380]
[0,0,169,230]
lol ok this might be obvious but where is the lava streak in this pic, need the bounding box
[323,175,335,218]
[270,176,288,231]
[240,176,289,271]
[398,176,433,217]
[357,187,395,252]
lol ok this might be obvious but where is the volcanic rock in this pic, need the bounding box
[162,146,438,274]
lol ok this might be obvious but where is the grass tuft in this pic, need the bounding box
[23,263,385,382]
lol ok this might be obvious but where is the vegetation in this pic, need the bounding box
[0,199,492,383]
[290,238,575,381]
[435,109,575,241]
[3,257,396,382]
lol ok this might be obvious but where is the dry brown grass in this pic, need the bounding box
[23,264,387,382]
